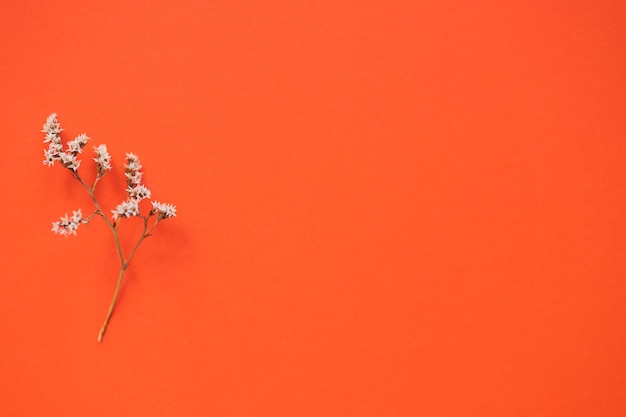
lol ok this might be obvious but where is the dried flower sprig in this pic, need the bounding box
[42,113,177,342]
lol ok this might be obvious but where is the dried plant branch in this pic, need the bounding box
[42,113,176,342]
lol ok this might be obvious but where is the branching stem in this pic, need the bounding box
[74,171,157,342]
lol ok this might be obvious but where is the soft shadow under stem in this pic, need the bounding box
[72,171,159,342]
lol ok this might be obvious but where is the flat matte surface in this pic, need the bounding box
[1,0,626,415]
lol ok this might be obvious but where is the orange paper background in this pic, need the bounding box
[1,1,626,415]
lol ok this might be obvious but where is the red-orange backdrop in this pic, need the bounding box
[1,1,626,415]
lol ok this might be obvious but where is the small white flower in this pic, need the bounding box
[51,209,84,237]
[151,201,177,219]
[42,113,63,137]
[43,148,59,166]
[125,153,142,171]
[124,153,143,186]
[67,133,90,154]
[71,209,83,223]
[127,184,151,201]
[59,152,81,171]
[51,142,63,153]
[125,171,143,186]
[93,144,112,175]
[112,199,140,220]
[43,132,58,144]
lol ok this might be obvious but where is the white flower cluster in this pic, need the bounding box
[113,153,147,220]
[43,114,177,231]
[112,199,140,220]
[93,144,112,176]
[125,153,143,186]
[42,114,92,172]
[58,152,82,171]
[151,201,177,219]
[51,209,84,237]
[67,133,90,154]
[113,154,176,221]
[127,184,151,200]
[42,113,64,167]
